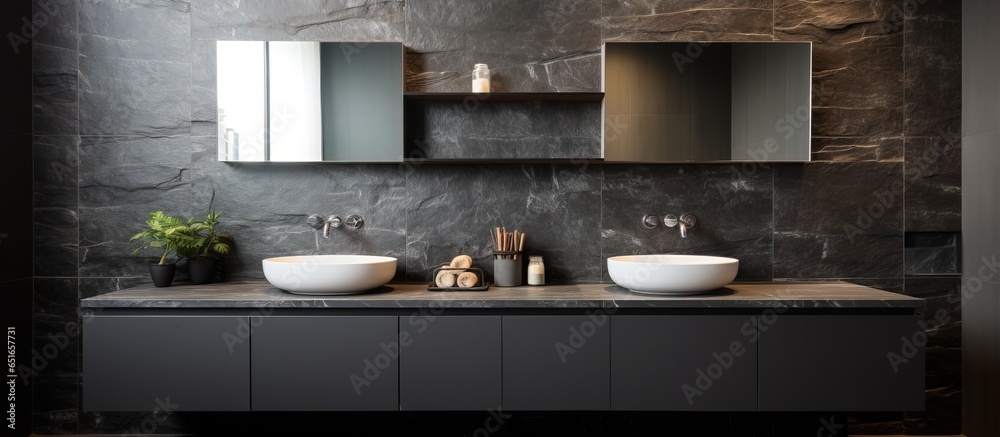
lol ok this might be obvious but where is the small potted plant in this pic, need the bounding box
[131,211,196,287]
[180,211,232,285]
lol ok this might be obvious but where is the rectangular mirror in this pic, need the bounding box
[216,41,403,162]
[603,42,812,162]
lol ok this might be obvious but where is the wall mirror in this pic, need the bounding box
[216,41,403,162]
[603,42,812,162]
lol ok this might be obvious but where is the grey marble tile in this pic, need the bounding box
[904,0,961,137]
[810,137,903,163]
[905,137,961,231]
[601,164,773,281]
[774,162,903,278]
[34,135,79,277]
[774,162,904,279]
[80,277,151,300]
[189,138,408,281]
[189,39,217,137]
[33,135,78,209]
[774,232,904,279]
[31,0,78,51]
[776,0,904,138]
[905,232,959,275]
[78,55,191,136]
[903,275,962,435]
[775,162,904,235]
[34,211,78,278]
[404,164,603,284]
[406,0,601,92]
[32,44,78,135]
[78,136,193,277]
[602,0,773,42]
[191,0,405,41]
[406,101,601,159]
[32,278,80,434]
[906,344,962,435]
[905,276,961,347]
[79,0,190,63]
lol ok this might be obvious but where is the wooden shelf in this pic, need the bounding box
[403,92,604,102]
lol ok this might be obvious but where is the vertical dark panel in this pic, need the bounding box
[503,315,610,410]
[963,0,1000,434]
[251,316,398,411]
[611,315,757,411]
[758,315,925,411]
[83,316,250,411]
[400,316,501,411]
[3,1,35,434]
[0,0,33,282]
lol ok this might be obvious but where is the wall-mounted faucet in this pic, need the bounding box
[642,213,697,238]
[307,214,364,238]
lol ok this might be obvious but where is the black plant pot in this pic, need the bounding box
[149,263,177,287]
[187,258,216,285]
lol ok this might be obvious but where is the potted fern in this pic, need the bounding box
[131,211,197,287]
[180,211,232,285]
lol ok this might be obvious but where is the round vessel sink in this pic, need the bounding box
[262,255,397,295]
[607,254,739,295]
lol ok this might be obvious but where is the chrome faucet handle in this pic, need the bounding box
[306,214,325,230]
[679,214,696,238]
[642,214,660,228]
[345,215,364,229]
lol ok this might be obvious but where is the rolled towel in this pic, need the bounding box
[435,271,457,288]
[457,271,479,288]
[450,255,473,269]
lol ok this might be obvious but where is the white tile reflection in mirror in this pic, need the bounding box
[217,41,266,161]
[268,41,323,162]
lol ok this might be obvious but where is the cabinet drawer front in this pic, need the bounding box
[611,315,758,411]
[758,315,925,411]
[251,316,399,411]
[83,316,250,411]
[400,315,502,410]
[503,315,610,410]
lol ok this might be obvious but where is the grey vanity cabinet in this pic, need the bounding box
[83,316,250,411]
[611,315,758,411]
[758,315,925,411]
[502,315,611,410]
[400,316,502,410]
[250,316,399,411]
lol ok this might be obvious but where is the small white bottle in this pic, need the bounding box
[472,63,490,93]
[527,256,545,285]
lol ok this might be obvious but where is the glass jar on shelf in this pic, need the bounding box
[527,255,545,285]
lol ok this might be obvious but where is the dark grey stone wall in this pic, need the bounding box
[29,0,961,434]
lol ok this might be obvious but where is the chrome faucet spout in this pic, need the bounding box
[323,216,342,239]
[678,213,696,238]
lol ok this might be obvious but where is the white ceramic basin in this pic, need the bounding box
[607,254,739,295]
[262,255,397,295]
